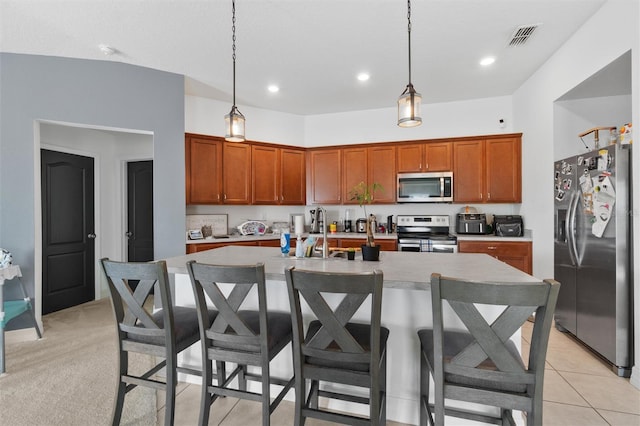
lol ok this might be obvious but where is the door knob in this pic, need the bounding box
[88,233,96,239]
[125,231,133,238]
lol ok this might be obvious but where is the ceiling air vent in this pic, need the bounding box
[507,24,541,47]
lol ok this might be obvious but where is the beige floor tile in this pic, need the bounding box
[156,380,190,410]
[543,369,590,406]
[545,344,616,376]
[559,371,640,415]
[597,409,640,426]
[543,401,608,426]
[158,384,240,425]
[521,341,553,369]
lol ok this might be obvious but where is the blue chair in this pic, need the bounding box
[0,265,42,374]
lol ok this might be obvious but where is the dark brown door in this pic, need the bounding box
[127,161,154,262]
[41,149,95,314]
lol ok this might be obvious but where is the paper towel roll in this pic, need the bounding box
[294,215,305,235]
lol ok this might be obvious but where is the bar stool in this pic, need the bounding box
[418,273,560,426]
[284,266,388,426]
[186,260,294,426]
[100,258,208,426]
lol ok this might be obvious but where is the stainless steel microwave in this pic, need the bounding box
[397,172,453,203]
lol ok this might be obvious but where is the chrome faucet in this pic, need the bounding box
[319,206,328,259]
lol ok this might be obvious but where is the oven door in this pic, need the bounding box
[431,243,458,253]
[397,239,421,252]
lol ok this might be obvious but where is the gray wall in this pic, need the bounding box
[0,53,185,322]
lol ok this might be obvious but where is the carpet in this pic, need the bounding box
[0,298,157,425]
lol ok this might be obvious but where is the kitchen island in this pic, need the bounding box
[164,246,538,424]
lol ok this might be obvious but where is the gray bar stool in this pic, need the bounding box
[186,260,294,426]
[100,258,208,426]
[285,266,388,426]
[418,273,560,426]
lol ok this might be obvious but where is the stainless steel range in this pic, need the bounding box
[397,215,458,253]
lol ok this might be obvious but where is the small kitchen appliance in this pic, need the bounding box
[356,218,367,233]
[397,215,457,253]
[310,209,324,234]
[493,215,523,237]
[456,213,488,235]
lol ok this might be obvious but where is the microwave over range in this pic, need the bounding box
[397,171,453,203]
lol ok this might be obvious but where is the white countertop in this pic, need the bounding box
[165,245,539,290]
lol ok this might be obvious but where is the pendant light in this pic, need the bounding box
[397,0,422,127]
[225,0,245,142]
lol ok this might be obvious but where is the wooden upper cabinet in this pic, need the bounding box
[186,134,222,204]
[280,148,306,205]
[252,145,279,204]
[485,137,521,203]
[252,145,306,205]
[453,135,522,203]
[308,149,342,204]
[223,142,251,204]
[368,145,396,203]
[397,141,451,173]
[342,147,368,204]
[453,139,485,203]
[397,144,423,172]
[424,142,452,171]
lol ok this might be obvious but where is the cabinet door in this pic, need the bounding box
[280,148,306,205]
[223,142,252,204]
[342,147,368,204]
[424,142,452,171]
[186,136,222,204]
[368,145,396,203]
[458,240,532,274]
[485,137,521,203]
[453,140,484,203]
[308,149,342,204]
[396,143,423,172]
[252,145,279,204]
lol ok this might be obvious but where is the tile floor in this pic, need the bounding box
[161,323,640,425]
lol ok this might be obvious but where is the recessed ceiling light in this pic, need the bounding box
[480,56,496,66]
[357,73,370,82]
[267,85,279,93]
[98,44,115,56]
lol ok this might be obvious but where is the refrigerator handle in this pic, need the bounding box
[566,190,580,266]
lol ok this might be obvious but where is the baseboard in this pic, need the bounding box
[630,366,640,390]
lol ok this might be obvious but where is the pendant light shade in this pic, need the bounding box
[397,83,422,127]
[225,0,246,142]
[225,106,245,142]
[397,0,422,127]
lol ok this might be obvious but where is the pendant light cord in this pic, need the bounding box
[231,0,237,107]
[407,0,412,86]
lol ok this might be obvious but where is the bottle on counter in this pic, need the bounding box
[280,228,290,257]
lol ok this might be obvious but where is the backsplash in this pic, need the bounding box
[186,203,522,234]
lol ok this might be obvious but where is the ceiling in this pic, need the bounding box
[0,0,608,116]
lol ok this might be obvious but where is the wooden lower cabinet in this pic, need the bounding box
[186,240,259,254]
[458,240,532,274]
[339,238,397,251]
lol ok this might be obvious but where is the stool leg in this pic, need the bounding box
[0,327,5,374]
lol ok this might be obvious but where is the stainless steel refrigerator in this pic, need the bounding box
[554,143,632,377]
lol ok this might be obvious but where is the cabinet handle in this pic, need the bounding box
[425,163,428,170]
[488,192,491,200]
[217,194,220,201]
[487,246,497,250]
[224,194,227,200]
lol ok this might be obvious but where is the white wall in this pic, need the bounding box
[39,123,153,297]
[513,0,639,385]
[554,94,632,160]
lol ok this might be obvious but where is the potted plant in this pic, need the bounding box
[349,181,383,261]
